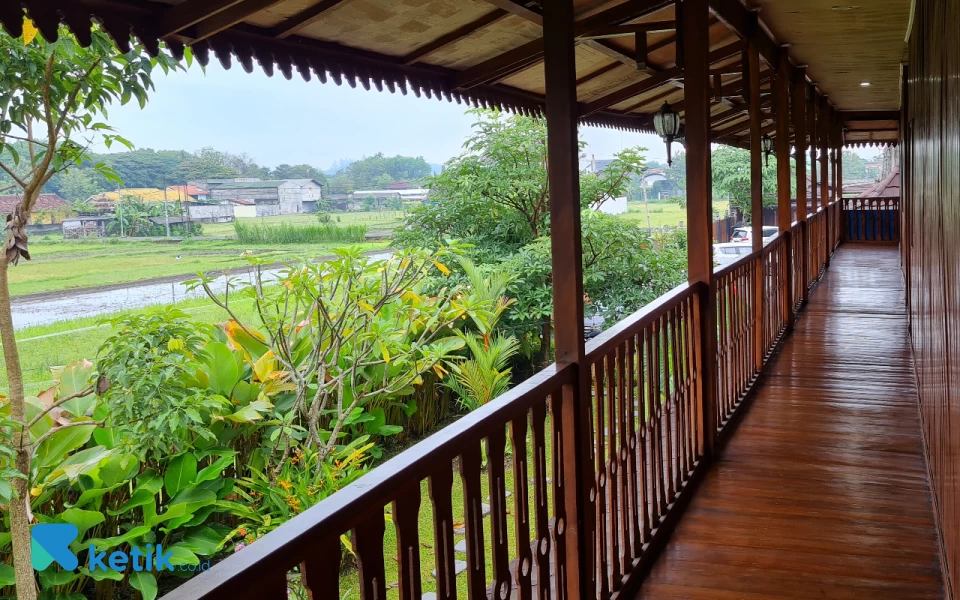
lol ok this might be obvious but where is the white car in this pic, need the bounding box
[714,242,754,267]
[730,226,779,245]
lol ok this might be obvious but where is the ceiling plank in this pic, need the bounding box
[841,110,900,121]
[580,21,676,39]
[581,67,682,116]
[161,0,244,37]
[402,9,508,65]
[271,0,350,39]
[576,62,622,86]
[192,0,287,42]
[457,38,544,88]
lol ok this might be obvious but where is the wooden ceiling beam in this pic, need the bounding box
[581,21,676,39]
[191,0,287,42]
[402,9,508,65]
[461,0,675,87]
[840,110,900,122]
[621,85,680,112]
[708,0,801,83]
[477,0,542,25]
[271,0,351,39]
[161,0,244,37]
[576,62,623,86]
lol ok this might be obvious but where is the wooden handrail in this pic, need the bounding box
[163,364,575,599]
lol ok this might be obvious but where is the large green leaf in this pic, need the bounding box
[35,424,96,471]
[178,526,223,556]
[86,525,151,551]
[136,470,163,495]
[164,452,197,498]
[166,544,200,566]
[0,564,14,587]
[109,487,156,516]
[38,566,81,587]
[129,570,158,600]
[148,488,216,528]
[203,342,240,396]
[223,400,273,424]
[67,481,123,510]
[79,566,124,582]
[42,446,112,486]
[195,455,235,485]
[59,507,105,540]
[99,453,139,487]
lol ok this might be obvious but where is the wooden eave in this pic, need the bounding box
[2,0,898,146]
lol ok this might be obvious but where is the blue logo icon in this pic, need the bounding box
[31,524,79,570]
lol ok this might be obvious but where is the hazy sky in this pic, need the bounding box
[102,61,876,169]
[102,61,668,170]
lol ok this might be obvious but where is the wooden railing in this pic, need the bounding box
[163,201,844,600]
[842,197,900,243]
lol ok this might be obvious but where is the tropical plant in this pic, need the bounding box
[447,334,520,410]
[0,19,180,597]
[188,245,501,475]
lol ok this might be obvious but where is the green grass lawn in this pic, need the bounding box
[617,199,730,228]
[9,236,390,297]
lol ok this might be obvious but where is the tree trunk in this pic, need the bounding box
[0,255,37,600]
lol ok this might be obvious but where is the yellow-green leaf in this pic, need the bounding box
[22,19,38,45]
[432,260,451,276]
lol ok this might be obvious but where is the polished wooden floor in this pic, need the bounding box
[635,245,945,599]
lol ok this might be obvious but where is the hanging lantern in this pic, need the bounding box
[761,133,775,167]
[653,102,681,166]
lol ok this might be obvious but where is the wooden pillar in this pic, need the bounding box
[820,99,830,266]
[792,73,808,304]
[775,66,793,329]
[542,2,593,597]
[682,0,717,458]
[808,85,818,215]
[746,43,764,371]
[820,98,830,209]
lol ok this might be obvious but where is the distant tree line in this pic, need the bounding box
[325,152,433,194]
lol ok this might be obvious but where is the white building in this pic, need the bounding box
[209,179,323,215]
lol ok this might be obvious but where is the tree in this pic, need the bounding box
[55,167,99,202]
[842,150,867,180]
[172,146,240,181]
[711,145,787,217]
[0,20,178,598]
[400,109,645,248]
[271,163,326,184]
[339,152,432,188]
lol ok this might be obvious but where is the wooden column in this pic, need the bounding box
[542,2,593,598]
[808,85,818,215]
[792,73,808,304]
[820,98,830,209]
[746,43,764,371]
[775,66,793,329]
[682,0,717,458]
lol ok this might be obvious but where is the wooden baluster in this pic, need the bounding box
[661,311,676,497]
[651,318,667,517]
[637,330,652,543]
[511,411,533,600]
[625,335,643,555]
[394,485,423,600]
[429,467,457,600]
[531,401,551,600]
[604,351,621,589]
[460,443,487,599]
[353,508,387,600]
[592,360,610,597]
[686,295,699,461]
[678,299,692,472]
[669,307,684,487]
[718,277,728,419]
[615,344,631,577]
[301,538,341,600]
[487,426,511,600]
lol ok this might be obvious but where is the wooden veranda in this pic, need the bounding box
[9,0,954,598]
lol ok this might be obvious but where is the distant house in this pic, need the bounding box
[0,193,71,223]
[348,188,431,209]
[167,185,210,201]
[209,179,323,215]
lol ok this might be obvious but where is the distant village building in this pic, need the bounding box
[167,185,210,201]
[208,179,323,216]
[0,194,71,224]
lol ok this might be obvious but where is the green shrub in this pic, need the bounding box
[233,221,367,244]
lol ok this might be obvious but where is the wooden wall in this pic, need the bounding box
[904,0,960,596]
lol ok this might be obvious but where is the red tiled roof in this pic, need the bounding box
[864,167,900,198]
[167,185,210,196]
[0,194,70,213]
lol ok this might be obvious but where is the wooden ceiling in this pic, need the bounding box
[2,0,908,146]
[753,0,911,111]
